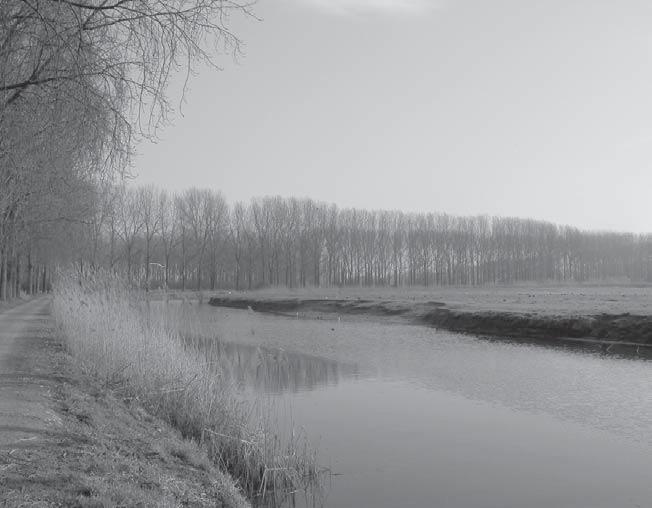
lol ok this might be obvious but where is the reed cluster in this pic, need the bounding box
[52,269,322,506]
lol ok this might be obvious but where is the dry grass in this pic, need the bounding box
[0,313,249,508]
[52,270,323,506]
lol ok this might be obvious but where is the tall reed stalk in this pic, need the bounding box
[52,269,323,506]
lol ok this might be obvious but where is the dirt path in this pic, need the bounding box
[0,297,249,507]
[0,296,62,451]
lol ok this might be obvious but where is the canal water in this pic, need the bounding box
[194,305,652,508]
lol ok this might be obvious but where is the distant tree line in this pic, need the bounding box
[59,186,652,290]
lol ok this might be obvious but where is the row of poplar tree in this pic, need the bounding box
[58,185,652,291]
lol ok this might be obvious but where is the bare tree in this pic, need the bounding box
[138,185,162,289]
[1,0,250,136]
[0,0,251,299]
[159,190,179,288]
[116,187,145,282]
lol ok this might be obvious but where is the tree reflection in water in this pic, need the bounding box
[212,340,359,394]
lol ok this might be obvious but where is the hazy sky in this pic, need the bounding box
[134,0,652,233]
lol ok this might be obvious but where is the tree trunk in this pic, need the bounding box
[145,238,151,291]
[15,254,20,296]
[27,251,33,295]
[0,252,7,301]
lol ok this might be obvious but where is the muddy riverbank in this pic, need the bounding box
[208,294,652,358]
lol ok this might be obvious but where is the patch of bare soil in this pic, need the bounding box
[0,322,248,507]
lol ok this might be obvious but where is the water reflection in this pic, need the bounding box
[194,305,652,445]
[214,340,359,394]
[189,305,652,508]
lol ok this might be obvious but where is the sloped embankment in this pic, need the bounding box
[208,296,652,358]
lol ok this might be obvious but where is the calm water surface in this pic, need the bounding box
[193,305,652,508]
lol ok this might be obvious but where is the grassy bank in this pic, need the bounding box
[207,284,652,316]
[0,326,250,507]
[208,286,652,358]
[52,271,321,506]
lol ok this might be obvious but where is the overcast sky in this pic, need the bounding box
[133,0,652,233]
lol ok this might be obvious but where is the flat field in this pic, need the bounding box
[209,284,652,317]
